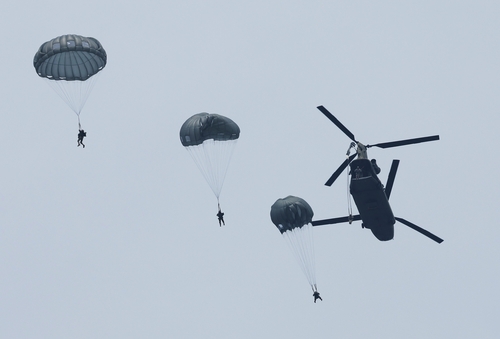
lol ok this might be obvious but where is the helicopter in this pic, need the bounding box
[311,105,443,244]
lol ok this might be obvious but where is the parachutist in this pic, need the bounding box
[217,209,225,226]
[34,35,106,136]
[313,291,322,303]
[180,113,240,210]
[77,129,87,148]
[271,196,317,294]
[354,166,362,179]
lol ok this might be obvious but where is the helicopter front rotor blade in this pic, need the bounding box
[317,105,356,142]
[368,135,440,149]
[325,154,357,186]
[395,217,444,243]
[385,160,400,200]
[312,215,361,226]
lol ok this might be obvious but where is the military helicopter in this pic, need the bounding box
[311,105,443,244]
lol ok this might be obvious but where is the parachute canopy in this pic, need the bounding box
[34,34,107,123]
[180,113,240,147]
[271,196,314,234]
[33,34,107,81]
[180,113,240,201]
[271,196,318,292]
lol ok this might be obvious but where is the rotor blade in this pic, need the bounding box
[317,105,356,142]
[395,217,444,244]
[368,135,440,149]
[325,154,357,186]
[312,215,361,226]
[385,160,400,200]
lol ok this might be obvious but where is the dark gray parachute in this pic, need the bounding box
[34,34,107,81]
[270,196,314,234]
[180,113,240,147]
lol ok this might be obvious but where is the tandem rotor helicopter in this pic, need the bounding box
[311,105,443,244]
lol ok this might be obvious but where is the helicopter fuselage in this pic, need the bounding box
[349,158,395,241]
[312,105,442,243]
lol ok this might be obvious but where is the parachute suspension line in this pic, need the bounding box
[204,140,223,197]
[44,72,101,116]
[303,223,317,289]
[185,139,237,199]
[282,223,317,289]
[283,230,311,286]
[213,139,237,197]
[77,116,82,130]
[300,224,316,289]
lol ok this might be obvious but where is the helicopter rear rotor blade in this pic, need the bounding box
[317,105,357,142]
[395,217,444,243]
[385,160,400,200]
[312,215,361,226]
[325,154,357,186]
[368,135,440,149]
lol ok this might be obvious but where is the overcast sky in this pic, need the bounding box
[0,1,499,338]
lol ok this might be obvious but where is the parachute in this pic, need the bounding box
[271,196,318,293]
[180,113,240,206]
[33,34,107,128]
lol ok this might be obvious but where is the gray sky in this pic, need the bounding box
[0,1,499,338]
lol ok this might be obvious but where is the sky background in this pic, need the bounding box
[0,1,499,338]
